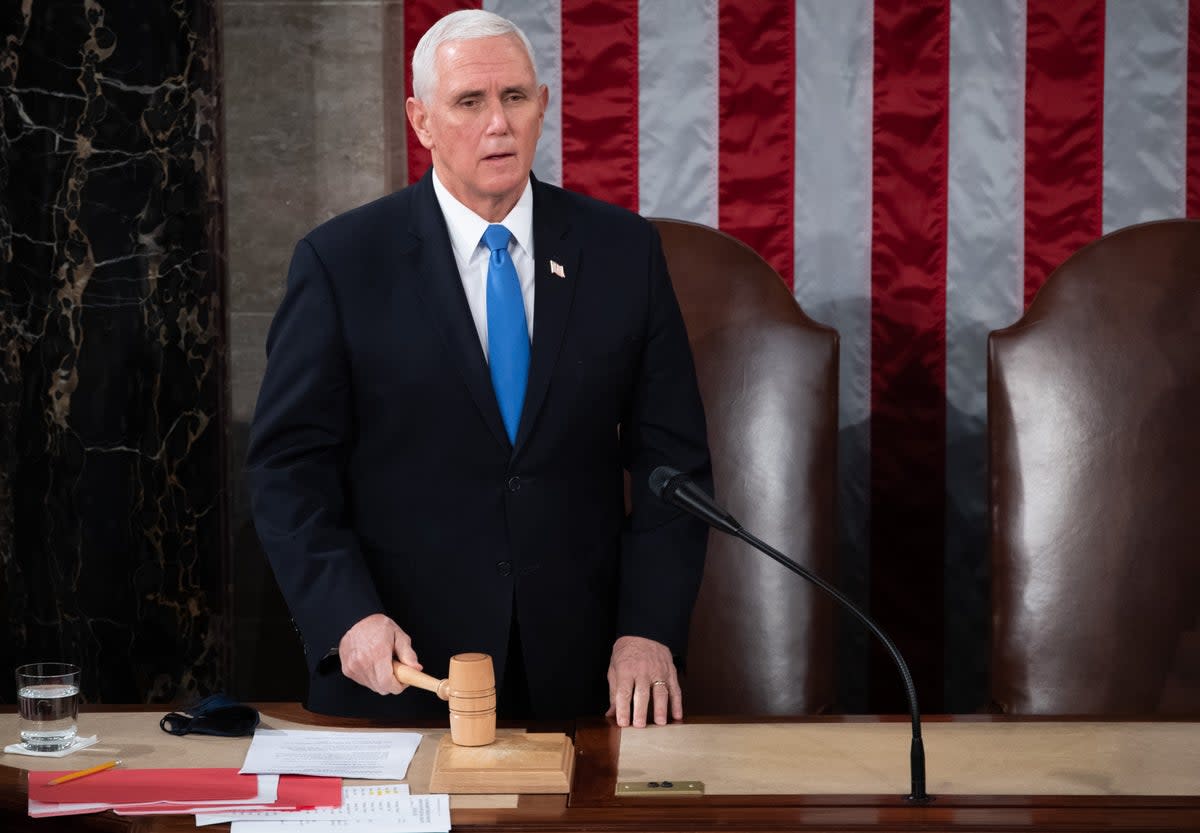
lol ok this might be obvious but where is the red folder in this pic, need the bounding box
[28,767,259,804]
[277,774,342,807]
[109,774,343,814]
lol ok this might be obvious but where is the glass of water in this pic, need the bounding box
[15,662,81,752]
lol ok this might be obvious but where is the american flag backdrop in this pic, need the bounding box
[404,0,1200,712]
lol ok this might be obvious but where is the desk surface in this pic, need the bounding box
[3,706,1199,832]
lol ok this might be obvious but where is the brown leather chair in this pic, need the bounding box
[652,218,838,714]
[988,219,1200,715]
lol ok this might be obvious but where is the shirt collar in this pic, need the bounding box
[431,169,534,261]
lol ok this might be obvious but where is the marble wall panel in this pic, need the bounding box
[223,0,402,698]
[224,0,392,321]
[0,0,227,703]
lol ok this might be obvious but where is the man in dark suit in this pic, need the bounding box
[246,9,710,727]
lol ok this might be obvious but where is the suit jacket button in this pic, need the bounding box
[497,561,512,576]
[506,476,522,492]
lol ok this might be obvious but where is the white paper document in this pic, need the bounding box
[240,729,422,780]
[223,792,450,833]
[195,784,410,825]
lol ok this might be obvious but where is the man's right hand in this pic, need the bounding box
[338,613,421,694]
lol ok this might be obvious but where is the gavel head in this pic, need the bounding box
[446,652,496,747]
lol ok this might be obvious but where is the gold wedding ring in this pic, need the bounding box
[651,679,667,687]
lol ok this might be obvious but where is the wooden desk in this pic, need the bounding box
[3,707,1199,832]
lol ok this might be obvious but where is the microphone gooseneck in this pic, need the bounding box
[649,465,930,803]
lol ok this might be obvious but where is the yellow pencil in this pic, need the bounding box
[46,759,121,786]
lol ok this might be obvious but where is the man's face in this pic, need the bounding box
[406,34,547,221]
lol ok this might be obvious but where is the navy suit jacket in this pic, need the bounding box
[245,171,711,719]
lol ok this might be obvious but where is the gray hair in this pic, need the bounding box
[411,10,539,103]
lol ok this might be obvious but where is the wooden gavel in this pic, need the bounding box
[392,652,496,746]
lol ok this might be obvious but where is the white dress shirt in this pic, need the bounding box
[431,170,536,356]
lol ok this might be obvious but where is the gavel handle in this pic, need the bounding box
[392,661,450,700]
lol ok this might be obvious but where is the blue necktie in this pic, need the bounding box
[483,224,530,444]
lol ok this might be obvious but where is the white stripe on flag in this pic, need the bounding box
[1102,0,1189,232]
[488,0,563,187]
[637,0,718,224]
[944,0,1027,709]
[793,0,874,705]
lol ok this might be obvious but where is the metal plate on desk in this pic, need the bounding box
[617,779,704,797]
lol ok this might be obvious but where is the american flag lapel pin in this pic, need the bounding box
[549,260,566,278]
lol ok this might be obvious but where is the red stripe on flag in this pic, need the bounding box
[404,0,481,186]
[717,0,795,286]
[1023,1,1105,305]
[1188,0,1200,217]
[869,0,949,713]
[561,0,639,211]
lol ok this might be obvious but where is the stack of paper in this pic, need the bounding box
[26,768,342,818]
[197,784,451,832]
[240,729,422,780]
[227,729,450,831]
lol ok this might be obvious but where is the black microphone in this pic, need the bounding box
[648,466,741,535]
[650,465,930,803]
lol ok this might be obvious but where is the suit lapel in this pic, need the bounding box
[403,171,510,449]
[515,178,580,453]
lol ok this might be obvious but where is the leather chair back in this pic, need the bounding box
[989,219,1200,714]
[653,218,838,714]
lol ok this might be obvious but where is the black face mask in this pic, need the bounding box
[159,694,261,738]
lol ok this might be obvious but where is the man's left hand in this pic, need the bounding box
[606,635,682,727]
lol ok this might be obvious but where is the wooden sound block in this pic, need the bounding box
[428,732,575,794]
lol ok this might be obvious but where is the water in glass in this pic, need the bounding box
[15,663,81,751]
